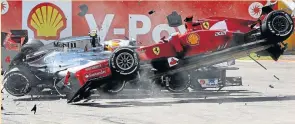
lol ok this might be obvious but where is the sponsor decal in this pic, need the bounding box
[152,46,160,55]
[168,57,179,67]
[27,2,67,40]
[199,79,205,85]
[202,21,210,30]
[248,2,263,19]
[199,79,219,87]
[85,70,106,78]
[53,42,77,48]
[85,64,102,71]
[187,33,200,46]
[1,0,9,15]
[208,79,217,85]
[248,0,278,19]
[215,31,227,36]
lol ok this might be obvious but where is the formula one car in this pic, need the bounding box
[2,30,240,96]
[3,5,294,103]
[2,32,140,96]
[62,7,293,103]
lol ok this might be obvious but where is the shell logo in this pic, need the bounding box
[27,3,67,40]
[1,0,9,15]
[187,33,200,46]
[248,2,263,19]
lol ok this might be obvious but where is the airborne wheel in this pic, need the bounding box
[261,10,294,42]
[109,47,140,77]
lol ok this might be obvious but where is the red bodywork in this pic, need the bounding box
[136,17,255,61]
[74,60,112,86]
[74,17,256,86]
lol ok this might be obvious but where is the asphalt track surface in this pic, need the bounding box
[1,61,295,124]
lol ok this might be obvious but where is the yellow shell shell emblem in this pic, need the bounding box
[27,3,67,40]
[202,21,210,30]
[187,33,200,46]
[153,46,160,55]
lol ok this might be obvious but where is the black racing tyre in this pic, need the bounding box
[151,57,170,72]
[99,80,126,95]
[261,10,294,42]
[109,47,140,77]
[3,66,37,97]
[165,72,191,93]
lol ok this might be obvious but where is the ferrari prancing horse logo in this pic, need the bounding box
[202,21,210,30]
[153,46,160,55]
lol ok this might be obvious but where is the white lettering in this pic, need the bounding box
[177,25,187,34]
[85,64,102,71]
[85,14,188,43]
[114,28,125,35]
[215,31,227,36]
[85,14,114,42]
[85,70,106,78]
[129,14,151,41]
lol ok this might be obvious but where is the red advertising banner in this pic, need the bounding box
[1,0,22,32]
[1,0,284,46]
[72,1,273,45]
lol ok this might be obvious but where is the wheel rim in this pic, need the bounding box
[116,52,134,71]
[5,73,30,95]
[271,15,289,33]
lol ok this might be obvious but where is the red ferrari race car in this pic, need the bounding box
[58,6,294,103]
[60,6,294,103]
[56,6,293,103]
